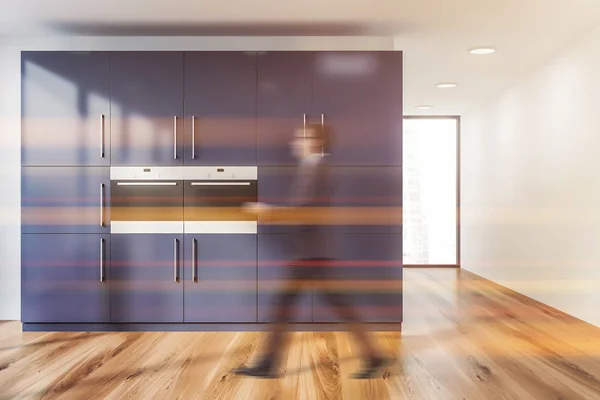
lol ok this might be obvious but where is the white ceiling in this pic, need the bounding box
[2,0,600,115]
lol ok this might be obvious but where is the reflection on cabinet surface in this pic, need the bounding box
[184,52,257,166]
[313,51,403,166]
[258,233,312,322]
[21,234,110,323]
[184,234,257,323]
[22,167,110,234]
[21,51,111,166]
[257,51,314,166]
[312,233,402,323]
[110,51,184,166]
[110,234,184,323]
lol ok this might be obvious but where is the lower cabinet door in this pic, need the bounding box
[258,233,312,323]
[21,234,110,323]
[312,233,403,323]
[111,234,184,323]
[184,234,257,323]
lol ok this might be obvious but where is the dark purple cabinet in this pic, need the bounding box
[184,52,257,165]
[183,234,257,323]
[21,234,110,323]
[313,51,403,166]
[110,234,183,323]
[258,234,312,322]
[257,166,402,233]
[257,52,314,165]
[22,167,110,234]
[312,233,402,323]
[257,167,296,233]
[328,167,403,233]
[21,51,110,166]
[110,52,184,166]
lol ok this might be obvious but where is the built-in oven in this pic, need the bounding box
[110,166,257,234]
[110,166,184,234]
[183,166,257,234]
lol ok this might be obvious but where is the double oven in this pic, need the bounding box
[110,166,257,234]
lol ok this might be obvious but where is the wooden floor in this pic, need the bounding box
[1,268,600,399]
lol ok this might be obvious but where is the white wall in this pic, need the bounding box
[461,26,600,327]
[0,36,394,320]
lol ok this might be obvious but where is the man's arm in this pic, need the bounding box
[245,162,332,224]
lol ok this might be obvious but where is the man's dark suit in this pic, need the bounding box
[258,153,380,370]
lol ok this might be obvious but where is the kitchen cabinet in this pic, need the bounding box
[21,51,110,166]
[327,167,403,233]
[110,51,184,166]
[21,234,110,323]
[21,167,110,234]
[110,234,184,323]
[257,166,296,234]
[184,234,257,323]
[313,51,403,166]
[257,51,314,165]
[312,233,402,323]
[184,52,257,165]
[258,233,312,322]
[257,166,403,234]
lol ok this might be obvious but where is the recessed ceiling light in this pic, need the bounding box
[437,83,457,88]
[415,105,433,109]
[469,47,496,55]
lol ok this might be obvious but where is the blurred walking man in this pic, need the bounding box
[234,123,392,379]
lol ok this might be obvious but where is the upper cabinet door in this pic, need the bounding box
[184,52,257,165]
[313,51,403,166]
[21,51,110,166]
[110,52,184,166]
[257,51,314,165]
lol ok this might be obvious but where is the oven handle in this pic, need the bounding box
[190,182,251,186]
[116,182,178,186]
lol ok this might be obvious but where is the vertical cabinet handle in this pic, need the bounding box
[303,114,307,157]
[191,116,196,160]
[100,238,105,282]
[173,116,178,160]
[321,113,325,156]
[192,238,197,282]
[303,114,306,137]
[174,238,179,282]
[100,183,105,227]
[100,114,105,158]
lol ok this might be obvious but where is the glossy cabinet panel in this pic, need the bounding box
[184,52,257,165]
[110,51,184,165]
[110,234,184,323]
[184,234,257,322]
[313,51,403,166]
[312,233,402,322]
[21,234,110,323]
[257,52,314,165]
[327,167,403,233]
[258,233,312,322]
[21,51,110,166]
[22,167,110,233]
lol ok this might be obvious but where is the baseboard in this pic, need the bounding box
[22,322,402,332]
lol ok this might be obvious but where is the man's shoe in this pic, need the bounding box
[350,356,395,379]
[233,364,278,379]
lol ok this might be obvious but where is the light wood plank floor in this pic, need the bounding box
[1,268,600,399]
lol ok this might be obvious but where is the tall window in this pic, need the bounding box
[403,117,459,266]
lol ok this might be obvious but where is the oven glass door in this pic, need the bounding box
[184,180,257,234]
[111,180,183,233]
